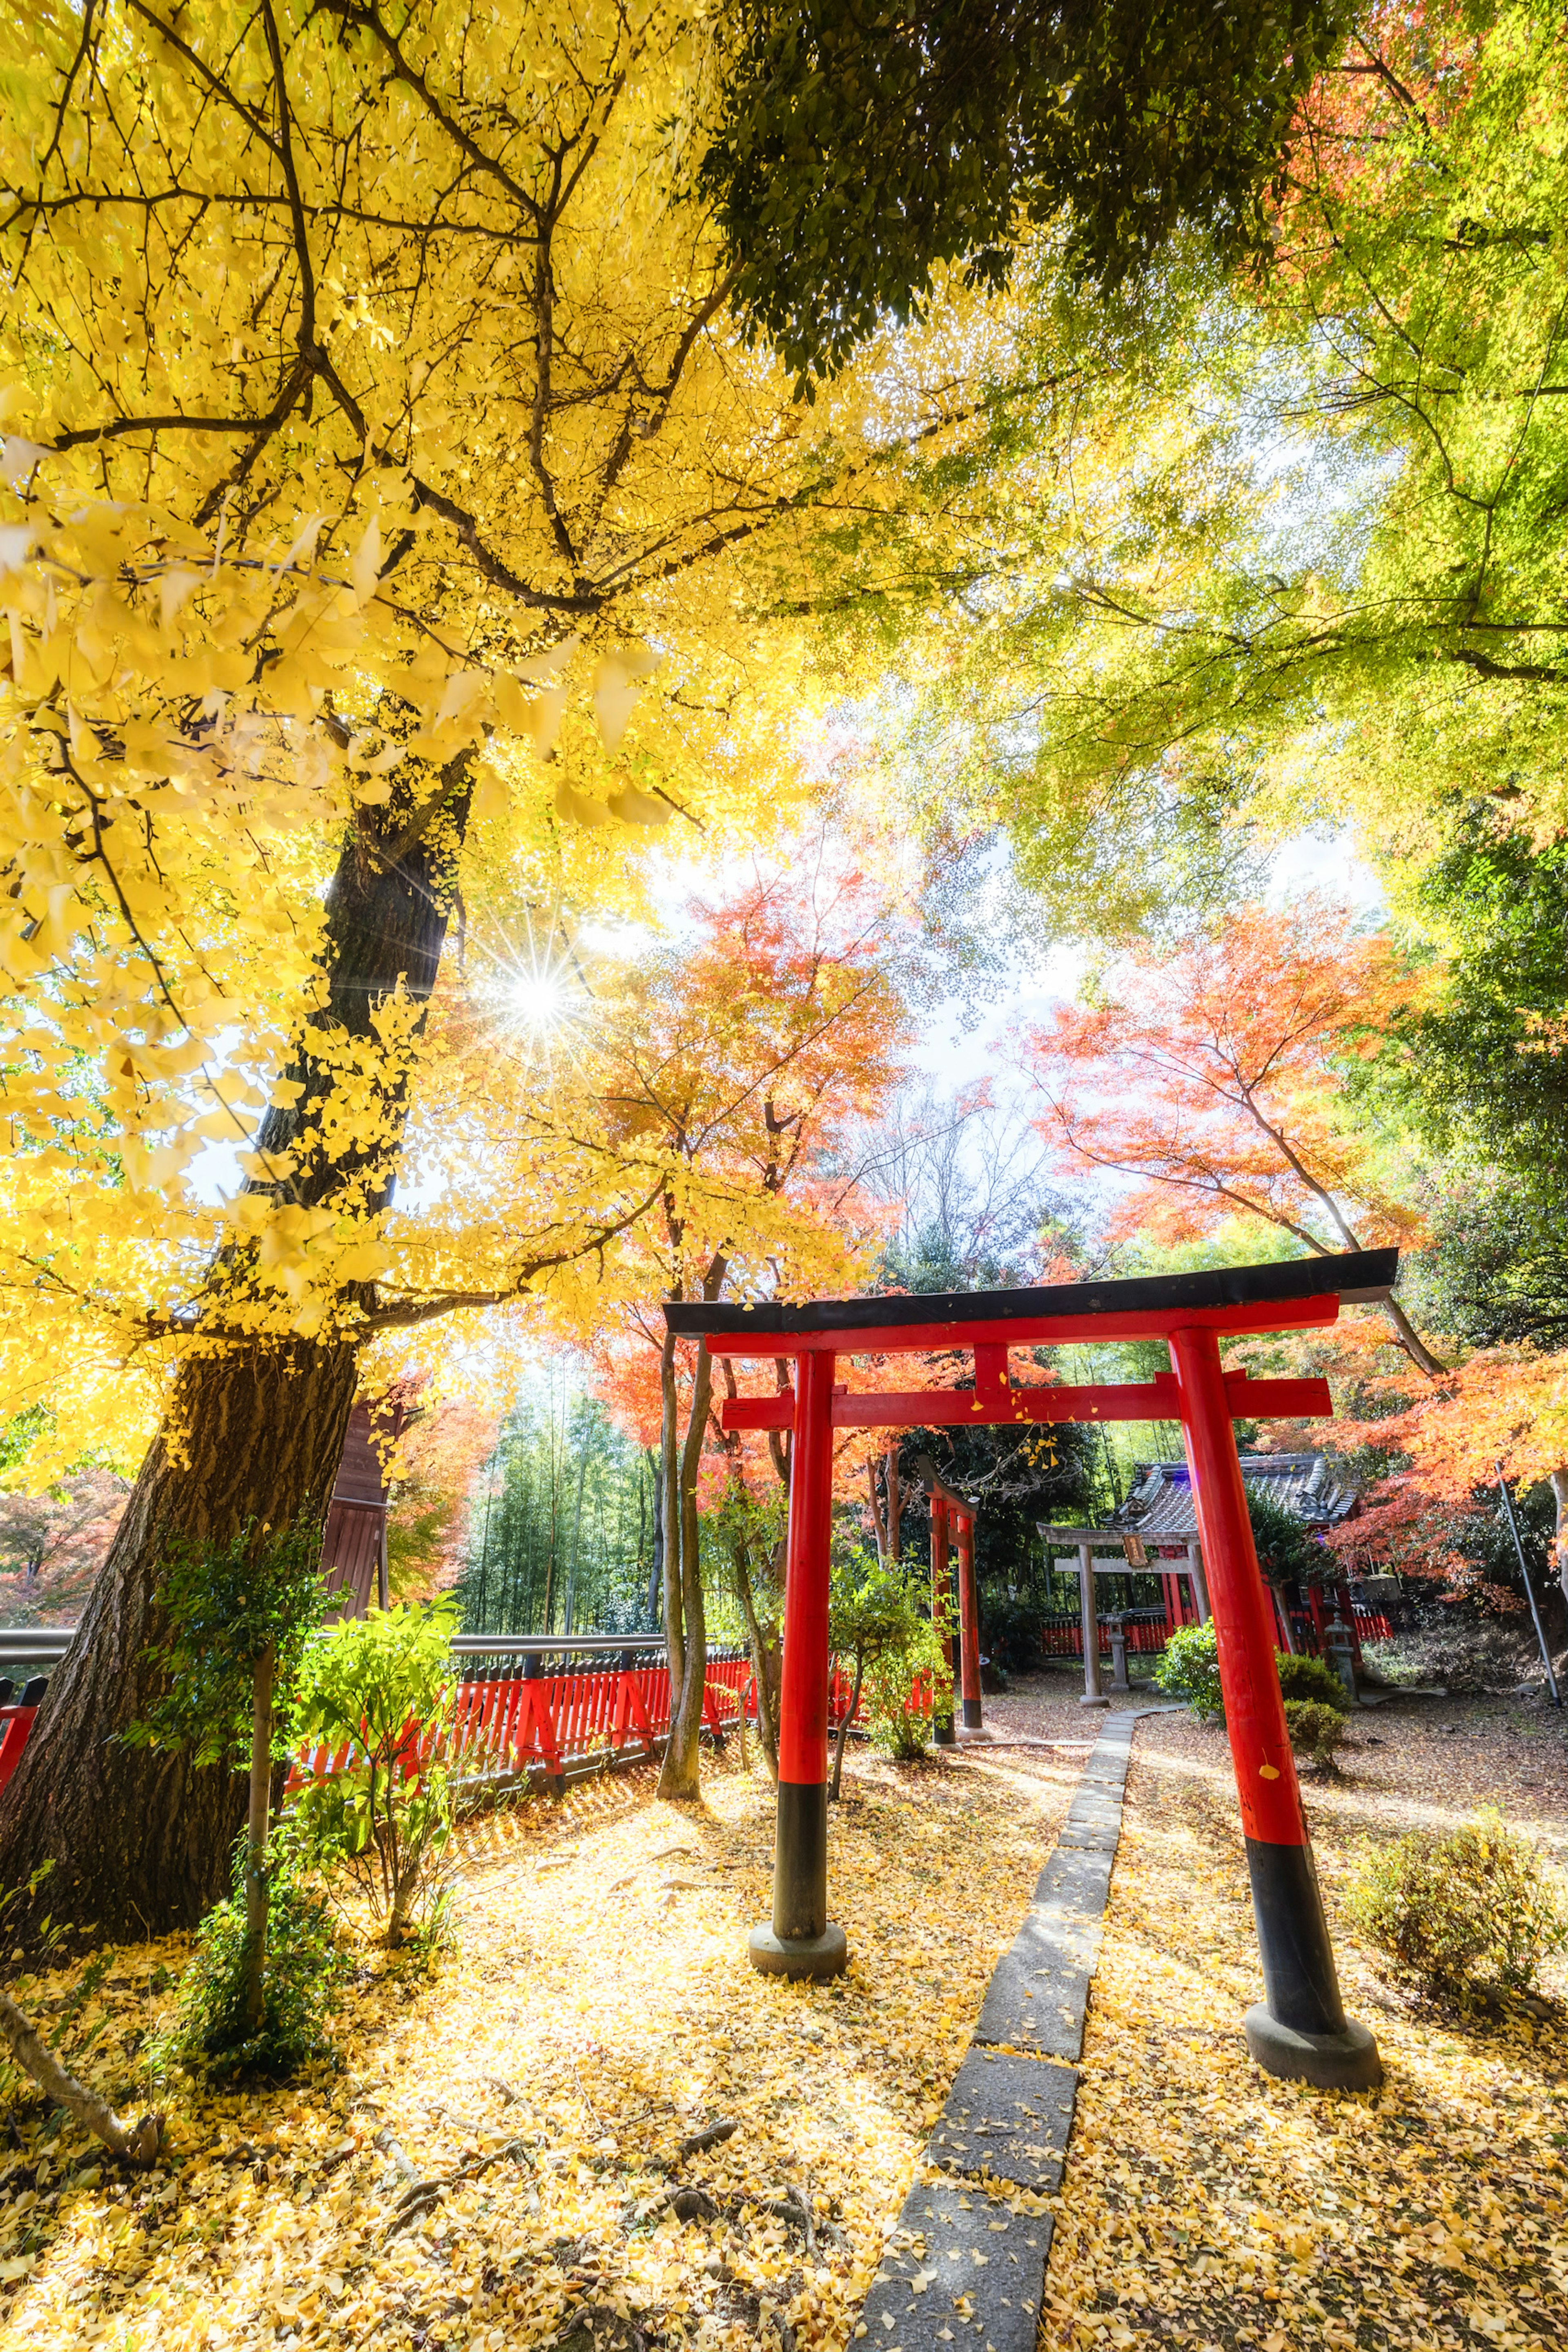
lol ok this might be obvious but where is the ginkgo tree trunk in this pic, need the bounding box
[0,3,1014,1933]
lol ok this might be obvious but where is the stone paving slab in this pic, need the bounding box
[929,2047,1079,2191]
[853,1710,1168,2352]
[858,2175,1053,2352]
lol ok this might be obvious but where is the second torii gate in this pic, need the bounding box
[665,1247,1393,2090]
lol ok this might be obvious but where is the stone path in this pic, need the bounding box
[856,1712,1149,2352]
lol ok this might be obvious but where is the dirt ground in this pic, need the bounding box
[0,1737,1074,2352]
[986,1670,1568,2352]
[0,1671,1563,2352]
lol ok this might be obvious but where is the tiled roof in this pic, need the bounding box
[1114,1452,1358,1541]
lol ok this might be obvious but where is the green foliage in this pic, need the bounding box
[829,1553,951,1761]
[292,1602,459,1947]
[172,1838,349,2081]
[130,1517,328,1768]
[706,0,1343,385]
[1245,1485,1323,1588]
[1275,1650,1350,1713]
[1388,820,1568,1193]
[1282,1697,1348,1768]
[456,1389,656,1638]
[1348,1813,1568,2005]
[1153,1619,1224,1721]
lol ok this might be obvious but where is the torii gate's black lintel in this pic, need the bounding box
[663,1246,1397,1347]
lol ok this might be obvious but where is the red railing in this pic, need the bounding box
[289,1654,758,1791]
[0,1704,38,1797]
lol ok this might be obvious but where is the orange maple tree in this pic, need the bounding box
[1015,900,1443,1373]
[580,844,910,1792]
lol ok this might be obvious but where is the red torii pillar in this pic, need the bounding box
[954,1504,982,1730]
[929,1491,956,1746]
[668,1249,1388,2088]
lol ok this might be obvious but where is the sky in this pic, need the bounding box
[908,824,1383,1091]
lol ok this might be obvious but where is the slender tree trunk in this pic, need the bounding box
[244,1644,275,2034]
[0,1990,163,2166]
[657,1324,714,1800]
[0,770,472,1939]
[886,1441,902,1563]
[866,1461,887,1564]
[731,1530,781,1783]
[829,1648,866,1802]
[1550,1468,1568,1616]
[647,1455,664,1631]
[564,1450,590,1634]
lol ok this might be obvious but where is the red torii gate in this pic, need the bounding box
[665,1247,1391,2090]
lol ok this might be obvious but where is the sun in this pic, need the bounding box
[473,914,591,1073]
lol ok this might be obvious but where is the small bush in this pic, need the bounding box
[858,1590,951,1763]
[1347,1812,1568,2004]
[292,1600,459,1947]
[1283,1697,1348,1767]
[1275,1650,1350,1711]
[174,1840,349,2080]
[1154,1620,1223,1720]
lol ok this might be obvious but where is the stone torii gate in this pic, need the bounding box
[665,1246,1393,2089]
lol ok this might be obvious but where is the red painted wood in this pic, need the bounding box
[722,1371,1333,1432]
[956,1509,981,1712]
[0,1706,36,1796]
[706,1294,1341,1358]
[1170,1325,1307,1848]
[778,1349,836,1787]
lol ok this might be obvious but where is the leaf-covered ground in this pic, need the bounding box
[991,1685,1568,2352]
[0,1739,1076,2352]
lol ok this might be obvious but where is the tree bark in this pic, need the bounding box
[829,1648,865,1802]
[0,772,471,1939]
[730,1527,782,1783]
[657,1325,714,1801]
[1550,1468,1568,1616]
[0,1989,163,2166]
[0,1344,357,1938]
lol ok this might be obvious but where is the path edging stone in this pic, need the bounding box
[855,1710,1169,2352]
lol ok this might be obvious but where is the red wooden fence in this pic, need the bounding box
[290,1654,775,1791]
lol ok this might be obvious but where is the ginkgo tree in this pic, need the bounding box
[0,0,1039,1932]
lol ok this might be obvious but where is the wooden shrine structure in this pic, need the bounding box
[666,1247,1393,2089]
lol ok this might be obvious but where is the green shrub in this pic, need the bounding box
[1347,1812,1568,2004]
[1275,1650,1350,1712]
[1154,1620,1223,1720]
[174,1839,349,2081]
[853,1578,951,1763]
[1282,1697,1348,1767]
[292,1600,459,1948]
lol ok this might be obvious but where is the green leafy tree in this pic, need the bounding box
[864,4,1568,929]
[707,0,1345,385]
[129,1520,327,2043]
[293,1600,459,1947]
[827,1553,940,1798]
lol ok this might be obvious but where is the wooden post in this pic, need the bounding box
[956,1508,982,1730]
[749,1349,847,1980]
[1185,1538,1211,1621]
[1169,1324,1379,2089]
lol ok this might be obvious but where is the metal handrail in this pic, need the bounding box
[0,1627,704,1667]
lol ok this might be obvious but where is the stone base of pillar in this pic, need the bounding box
[1243,2003,1382,2090]
[747,1923,848,1980]
[1079,1693,1110,1708]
